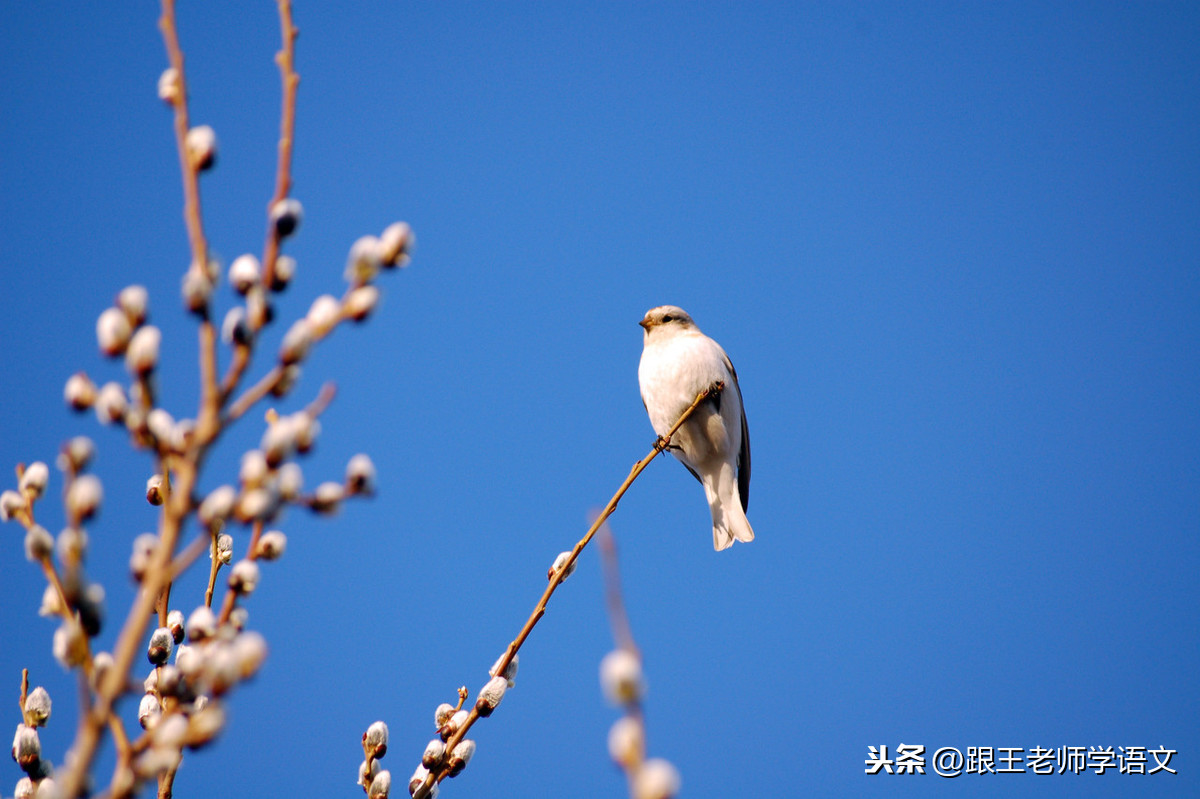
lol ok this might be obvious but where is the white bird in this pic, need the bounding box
[638,305,754,551]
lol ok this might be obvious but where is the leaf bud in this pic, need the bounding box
[368,769,392,799]
[221,306,252,346]
[607,717,644,767]
[167,610,186,644]
[12,724,41,775]
[19,462,49,499]
[311,481,343,514]
[270,254,296,291]
[489,651,519,688]
[549,550,577,581]
[197,485,236,528]
[181,269,214,314]
[58,436,95,472]
[157,68,181,103]
[53,620,88,668]
[474,675,507,717]
[186,606,217,642]
[434,703,455,728]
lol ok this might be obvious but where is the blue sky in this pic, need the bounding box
[1,2,1197,798]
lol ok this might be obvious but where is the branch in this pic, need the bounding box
[412,382,721,798]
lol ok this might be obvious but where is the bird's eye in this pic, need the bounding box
[662,314,673,322]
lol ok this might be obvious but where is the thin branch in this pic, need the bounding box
[259,0,300,293]
[598,523,639,659]
[413,383,721,799]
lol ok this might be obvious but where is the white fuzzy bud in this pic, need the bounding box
[154,713,188,749]
[358,758,380,788]
[279,319,314,365]
[409,765,431,797]
[24,525,53,562]
[146,474,165,506]
[434,703,456,728]
[344,285,381,322]
[277,462,303,500]
[148,626,174,666]
[379,222,414,267]
[271,254,296,291]
[364,720,388,758]
[12,724,41,773]
[215,533,233,565]
[306,294,341,336]
[368,769,392,799]
[221,306,252,347]
[228,559,260,594]
[19,462,49,498]
[439,710,469,742]
[607,717,644,767]
[311,481,343,514]
[118,284,149,325]
[600,649,645,706]
[228,254,261,295]
[187,700,226,746]
[255,530,287,560]
[186,606,217,642]
[126,325,162,375]
[53,620,88,668]
[185,124,217,170]
[232,631,267,679]
[97,307,133,356]
[39,584,64,618]
[421,739,446,769]
[489,652,519,688]
[238,450,269,488]
[138,697,163,731]
[270,198,303,238]
[271,364,300,398]
[550,550,577,581]
[474,676,507,717]
[157,68,180,103]
[23,687,52,727]
[228,606,249,631]
[198,485,236,528]
[0,490,25,522]
[447,739,475,777]
[345,235,383,285]
[56,526,88,563]
[235,486,278,523]
[633,758,681,799]
[146,408,175,445]
[130,532,159,580]
[66,474,103,520]
[64,372,97,410]
[15,777,34,799]
[345,453,376,495]
[94,381,128,425]
[182,269,214,313]
[167,609,186,644]
[58,436,95,472]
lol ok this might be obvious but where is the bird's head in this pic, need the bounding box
[639,305,696,336]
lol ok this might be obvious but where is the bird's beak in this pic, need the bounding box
[638,319,651,330]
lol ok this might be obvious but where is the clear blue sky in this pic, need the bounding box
[1,3,1197,798]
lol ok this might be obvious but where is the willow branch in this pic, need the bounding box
[413,382,721,799]
[260,0,299,293]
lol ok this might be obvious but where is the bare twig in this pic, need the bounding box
[413,383,721,798]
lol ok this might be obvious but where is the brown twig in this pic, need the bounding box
[412,383,721,799]
[259,0,299,293]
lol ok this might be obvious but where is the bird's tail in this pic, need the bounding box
[705,462,755,551]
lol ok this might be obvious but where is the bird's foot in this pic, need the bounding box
[653,435,671,454]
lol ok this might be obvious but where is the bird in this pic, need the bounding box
[638,305,753,550]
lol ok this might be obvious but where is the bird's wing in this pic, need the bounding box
[724,353,751,512]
